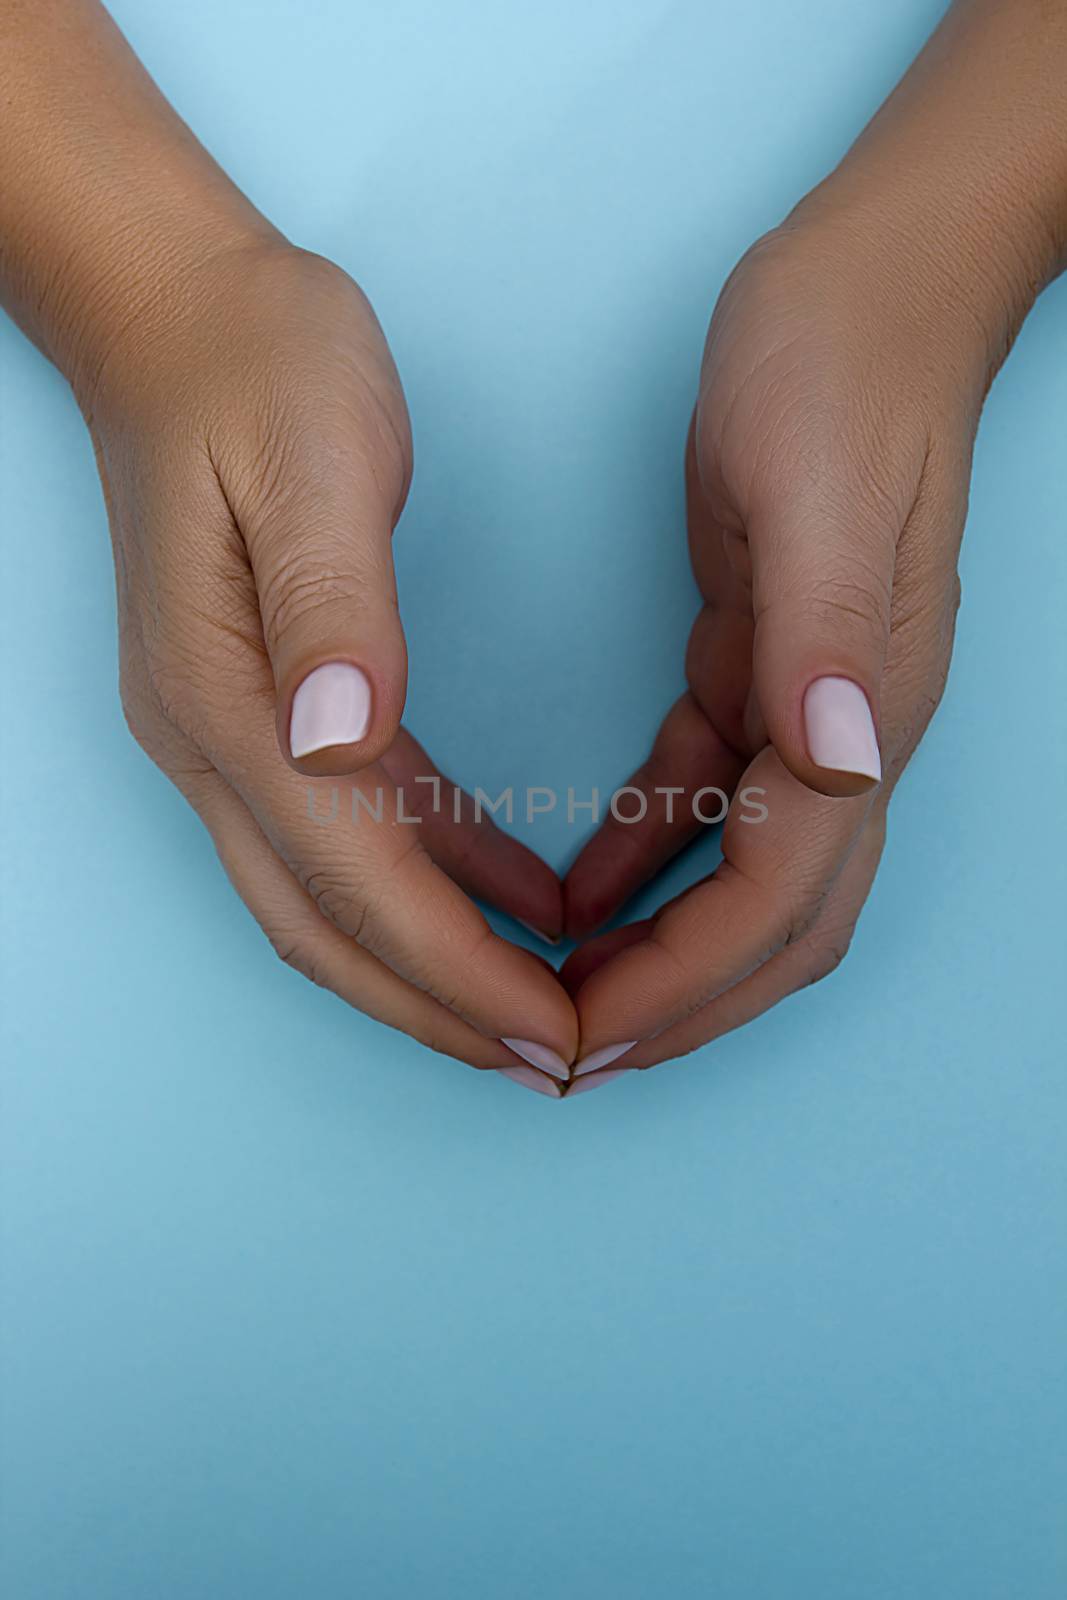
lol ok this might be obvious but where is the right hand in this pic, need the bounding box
[84,237,577,1085]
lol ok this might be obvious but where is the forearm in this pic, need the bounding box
[794,0,1067,374]
[0,0,277,400]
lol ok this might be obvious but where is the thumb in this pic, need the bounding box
[237,426,410,776]
[742,449,903,799]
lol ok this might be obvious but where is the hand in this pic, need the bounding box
[560,189,1031,1083]
[89,238,577,1083]
[5,1,1065,1099]
[0,1,577,1091]
[559,0,1067,1088]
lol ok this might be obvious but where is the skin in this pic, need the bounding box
[0,0,577,1078]
[563,0,1067,1083]
[2,1,1065,1095]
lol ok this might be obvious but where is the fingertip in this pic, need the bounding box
[503,942,581,1067]
[496,1065,563,1099]
[501,1038,570,1081]
[562,868,618,943]
[516,917,562,947]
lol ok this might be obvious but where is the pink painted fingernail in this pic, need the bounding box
[516,918,562,947]
[567,1068,633,1097]
[289,663,372,759]
[497,1066,562,1098]
[501,1038,570,1081]
[802,676,881,782]
[574,1041,638,1078]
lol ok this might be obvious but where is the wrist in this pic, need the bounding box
[783,0,1067,396]
[51,204,282,419]
[785,174,1047,399]
[0,0,285,411]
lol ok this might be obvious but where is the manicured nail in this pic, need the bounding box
[501,1038,570,1081]
[566,1068,633,1097]
[574,1041,638,1078]
[289,663,372,759]
[803,676,881,782]
[516,918,562,947]
[497,1066,562,1098]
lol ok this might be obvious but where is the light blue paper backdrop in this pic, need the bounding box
[2,3,1064,1595]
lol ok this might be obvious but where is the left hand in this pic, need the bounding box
[559,198,1017,1083]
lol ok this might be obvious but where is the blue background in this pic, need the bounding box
[2,2,1065,1595]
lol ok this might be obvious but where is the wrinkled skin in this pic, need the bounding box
[86,240,577,1073]
[5,0,1063,1094]
[561,212,998,1074]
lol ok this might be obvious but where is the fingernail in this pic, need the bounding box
[567,1068,633,1097]
[289,663,372,759]
[497,1066,562,1098]
[803,676,881,782]
[574,1041,638,1078]
[516,918,562,947]
[501,1038,570,1081]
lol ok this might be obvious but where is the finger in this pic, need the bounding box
[206,689,578,1068]
[380,729,563,943]
[120,665,556,1083]
[146,479,578,1073]
[559,417,771,947]
[694,399,922,798]
[683,419,763,753]
[212,778,565,1097]
[562,692,745,939]
[559,422,758,942]
[568,453,960,1072]
[571,744,873,1065]
[258,762,577,1068]
[184,763,541,1074]
[611,808,885,1072]
[216,355,412,778]
[560,921,651,997]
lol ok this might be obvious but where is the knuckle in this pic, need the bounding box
[119,656,197,767]
[948,570,963,622]
[268,925,327,988]
[269,926,309,973]
[301,867,370,942]
[785,897,827,948]
[890,685,945,775]
[223,263,412,534]
[416,1025,459,1063]
[118,657,218,804]
[928,644,953,712]
[257,560,369,653]
[140,641,215,744]
[804,936,850,987]
[119,677,165,758]
[884,643,954,774]
[800,568,891,649]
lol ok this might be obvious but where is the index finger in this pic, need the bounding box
[570,745,873,1063]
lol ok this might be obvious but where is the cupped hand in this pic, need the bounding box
[562,204,998,1082]
[87,238,577,1084]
